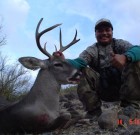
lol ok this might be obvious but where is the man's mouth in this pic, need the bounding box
[101,36,109,39]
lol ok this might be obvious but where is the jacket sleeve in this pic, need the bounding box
[66,58,87,69]
[125,45,140,62]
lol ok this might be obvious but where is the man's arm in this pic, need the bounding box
[125,46,140,62]
[66,44,97,70]
[67,58,87,69]
[111,45,140,69]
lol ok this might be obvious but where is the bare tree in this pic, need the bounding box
[0,53,31,101]
[0,25,6,46]
[0,20,30,100]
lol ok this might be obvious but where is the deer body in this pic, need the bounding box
[0,67,63,133]
[0,18,80,134]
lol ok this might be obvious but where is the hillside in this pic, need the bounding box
[45,87,140,135]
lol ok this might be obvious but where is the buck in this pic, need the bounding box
[0,18,81,134]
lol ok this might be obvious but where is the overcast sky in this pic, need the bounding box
[0,0,140,78]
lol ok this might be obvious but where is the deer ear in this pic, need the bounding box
[18,57,47,70]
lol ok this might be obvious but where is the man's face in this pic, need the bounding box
[95,26,113,45]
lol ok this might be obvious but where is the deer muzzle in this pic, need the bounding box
[67,70,82,84]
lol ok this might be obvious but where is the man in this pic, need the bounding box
[67,18,140,118]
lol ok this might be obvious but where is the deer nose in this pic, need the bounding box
[74,70,82,77]
[67,70,82,84]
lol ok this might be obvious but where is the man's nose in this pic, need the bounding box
[102,30,108,34]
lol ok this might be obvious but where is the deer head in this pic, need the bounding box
[19,18,80,84]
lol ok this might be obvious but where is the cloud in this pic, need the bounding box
[1,0,140,60]
[0,0,31,59]
[58,0,140,22]
[66,0,140,44]
[0,0,30,35]
[58,0,99,22]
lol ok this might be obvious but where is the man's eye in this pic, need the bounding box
[105,28,111,32]
[97,29,102,32]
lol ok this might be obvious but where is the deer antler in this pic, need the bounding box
[59,28,80,52]
[36,18,80,57]
[35,18,61,58]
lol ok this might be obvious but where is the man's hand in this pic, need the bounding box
[53,51,65,59]
[110,52,127,69]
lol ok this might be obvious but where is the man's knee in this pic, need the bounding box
[77,67,101,111]
[120,61,140,101]
[77,67,100,96]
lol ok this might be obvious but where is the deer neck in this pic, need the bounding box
[19,69,61,110]
[33,69,60,96]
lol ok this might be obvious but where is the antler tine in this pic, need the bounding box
[59,29,80,52]
[35,18,62,58]
[54,45,58,52]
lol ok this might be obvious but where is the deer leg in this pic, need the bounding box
[47,112,71,131]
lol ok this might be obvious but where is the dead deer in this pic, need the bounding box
[0,18,80,134]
